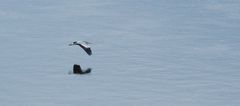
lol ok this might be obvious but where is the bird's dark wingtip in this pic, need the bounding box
[87,51,92,56]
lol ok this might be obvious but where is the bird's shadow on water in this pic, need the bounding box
[68,68,92,75]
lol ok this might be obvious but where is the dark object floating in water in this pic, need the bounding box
[73,64,91,74]
[69,41,92,56]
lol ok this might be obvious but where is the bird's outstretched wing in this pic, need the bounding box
[78,43,92,55]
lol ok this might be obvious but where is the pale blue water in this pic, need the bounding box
[1,0,240,106]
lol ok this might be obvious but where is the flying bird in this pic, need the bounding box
[69,41,92,55]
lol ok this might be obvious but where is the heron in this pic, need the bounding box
[69,41,92,55]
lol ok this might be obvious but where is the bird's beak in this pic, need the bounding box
[68,43,74,46]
